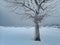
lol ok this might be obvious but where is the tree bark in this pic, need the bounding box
[35,23,41,41]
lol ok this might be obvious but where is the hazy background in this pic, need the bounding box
[0,0,60,27]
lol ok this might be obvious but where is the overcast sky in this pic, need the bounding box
[0,0,60,27]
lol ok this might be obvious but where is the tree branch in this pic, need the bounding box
[38,0,48,11]
[22,3,35,13]
[25,13,34,18]
[34,0,39,6]
[41,6,47,11]
[30,0,35,9]
[5,0,35,13]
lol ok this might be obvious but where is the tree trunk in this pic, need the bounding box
[35,23,41,41]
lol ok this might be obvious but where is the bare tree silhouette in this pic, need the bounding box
[5,0,57,41]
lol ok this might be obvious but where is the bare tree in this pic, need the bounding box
[5,0,56,41]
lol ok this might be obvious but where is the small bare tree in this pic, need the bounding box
[5,0,56,41]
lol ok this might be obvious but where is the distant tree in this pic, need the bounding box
[5,0,56,41]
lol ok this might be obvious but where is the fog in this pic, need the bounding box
[0,0,60,27]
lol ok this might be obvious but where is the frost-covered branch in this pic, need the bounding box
[5,0,35,13]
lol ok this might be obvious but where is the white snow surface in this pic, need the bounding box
[0,26,60,45]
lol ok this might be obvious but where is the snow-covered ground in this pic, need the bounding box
[0,26,60,45]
